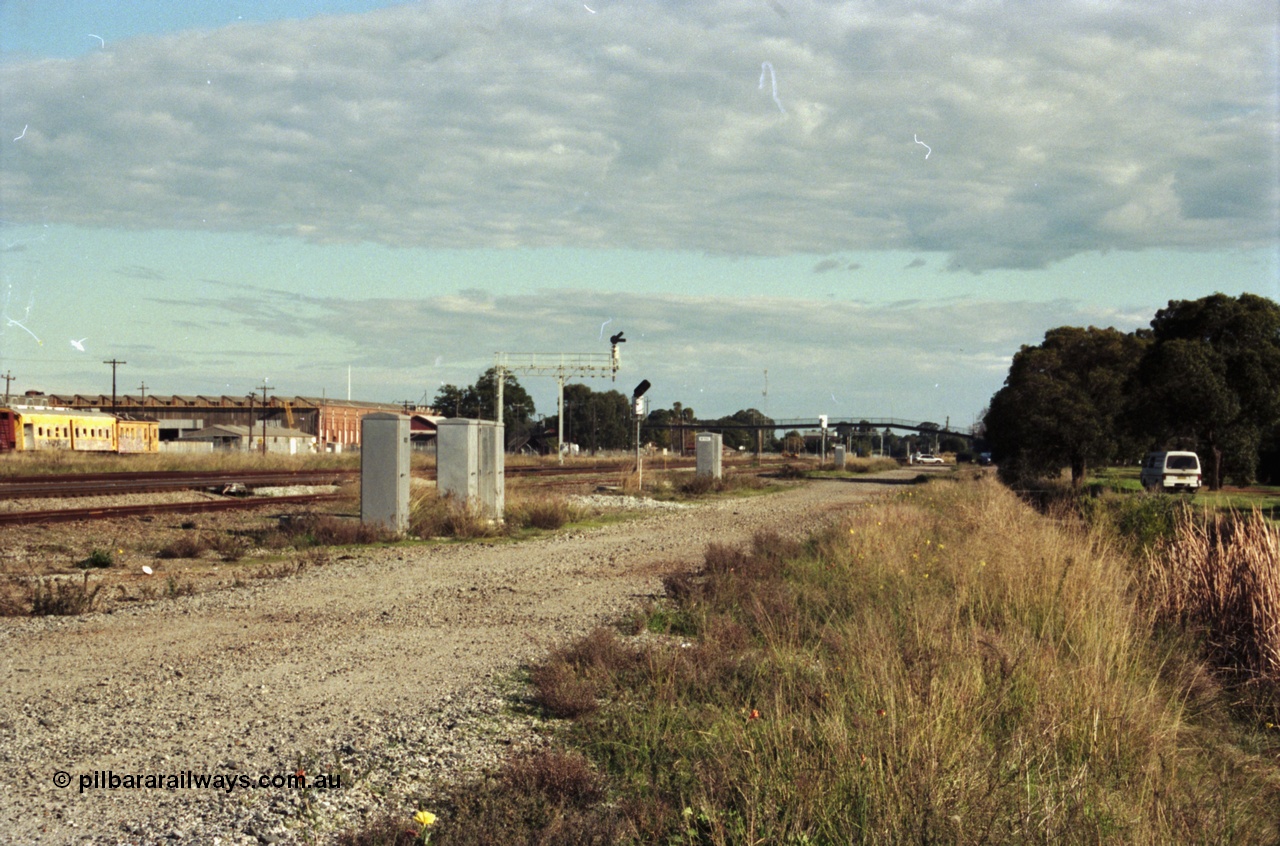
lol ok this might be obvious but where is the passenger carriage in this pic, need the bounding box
[0,407,159,454]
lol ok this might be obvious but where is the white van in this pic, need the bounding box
[1139,451,1202,493]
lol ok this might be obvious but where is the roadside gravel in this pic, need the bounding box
[0,470,923,845]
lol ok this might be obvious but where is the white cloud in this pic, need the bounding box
[0,0,1273,270]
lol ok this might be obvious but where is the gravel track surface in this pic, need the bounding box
[0,471,922,845]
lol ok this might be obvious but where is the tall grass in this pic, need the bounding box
[398,475,1279,845]
[1146,507,1280,687]
[409,489,589,539]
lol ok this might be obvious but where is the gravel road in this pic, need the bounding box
[0,471,921,845]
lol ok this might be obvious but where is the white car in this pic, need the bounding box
[1140,451,1201,492]
[913,453,944,465]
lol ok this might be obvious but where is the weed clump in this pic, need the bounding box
[156,534,208,560]
[410,493,497,539]
[677,471,768,496]
[428,749,624,846]
[506,497,571,531]
[258,513,396,549]
[29,573,102,616]
[78,548,115,569]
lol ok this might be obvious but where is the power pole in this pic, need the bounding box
[2,371,13,405]
[256,380,273,457]
[137,382,148,403]
[103,359,126,413]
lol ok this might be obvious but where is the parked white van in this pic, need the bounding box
[1139,451,1202,493]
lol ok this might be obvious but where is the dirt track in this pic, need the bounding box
[0,470,925,845]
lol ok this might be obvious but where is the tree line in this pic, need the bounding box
[983,293,1280,489]
[431,370,784,454]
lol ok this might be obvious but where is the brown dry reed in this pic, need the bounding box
[1147,506,1280,685]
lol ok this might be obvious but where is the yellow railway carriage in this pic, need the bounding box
[0,408,159,454]
[116,419,160,453]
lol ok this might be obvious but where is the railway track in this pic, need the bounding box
[0,469,356,500]
[0,457,797,524]
[0,493,345,526]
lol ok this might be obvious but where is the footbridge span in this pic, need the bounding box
[666,417,974,441]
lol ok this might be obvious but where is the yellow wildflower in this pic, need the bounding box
[414,810,437,828]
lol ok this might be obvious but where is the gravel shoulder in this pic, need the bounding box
[0,470,924,845]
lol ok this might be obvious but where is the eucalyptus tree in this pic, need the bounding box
[1137,293,1280,487]
[985,326,1148,487]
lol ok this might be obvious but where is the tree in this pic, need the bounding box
[641,407,674,451]
[432,369,535,443]
[705,408,776,452]
[431,383,474,418]
[1141,293,1280,486]
[1130,339,1238,488]
[984,326,1148,487]
[547,383,631,452]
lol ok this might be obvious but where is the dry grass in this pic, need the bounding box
[374,475,1280,845]
[1147,507,1280,686]
[410,489,593,539]
[505,495,573,531]
[5,572,106,616]
[409,492,500,539]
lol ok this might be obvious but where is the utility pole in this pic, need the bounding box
[137,382,148,404]
[256,380,273,457]
[2,371,13,405]
[103,359,126,413]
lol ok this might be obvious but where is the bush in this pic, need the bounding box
[1079,491,1187,553]
[410,493,497,539]
[262,513,396,548]
[506,496,572,531]
[29,573,102,616]
[156,535,208,560]
[677,472,768,496]
[78,548,115,569]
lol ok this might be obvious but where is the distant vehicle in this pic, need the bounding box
[977,452,993,466]
[1140,451,1201,493]
[913,453,944,465]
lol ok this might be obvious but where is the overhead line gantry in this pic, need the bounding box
[495,336,623,464]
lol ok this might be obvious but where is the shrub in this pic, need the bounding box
[262,513,396,548]
[424,749,625,846]
[156,534,208,560]
[507,496,571,531]
[30,573,102,616]
[677,472,767,496]
[410,493,497,539]
[332,813,419,846]
[1080,491,1187,553]
[78,548,115,569]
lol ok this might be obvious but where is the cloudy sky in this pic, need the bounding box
[1,0,1276,428]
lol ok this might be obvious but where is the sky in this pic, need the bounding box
[0,0,1276,429]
